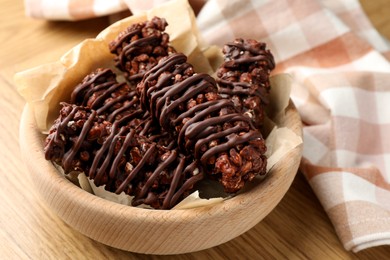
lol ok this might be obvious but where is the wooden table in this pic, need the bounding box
[1,0,389,259]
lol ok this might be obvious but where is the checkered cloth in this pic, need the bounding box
[24,0,390,252]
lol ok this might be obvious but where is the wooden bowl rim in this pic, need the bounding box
[19,99,303,253]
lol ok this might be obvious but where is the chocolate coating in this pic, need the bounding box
[44,103,203,209]
[71,68,175,148]
[138,53,267,193]
[109,16,176,83]
[217,38,275,127]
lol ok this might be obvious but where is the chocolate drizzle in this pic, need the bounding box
[138,53,268,193]
[62,108,97,173]
[71,68,175,148]
[45,103,204,209]
[216,38,275,127]
[109,16,176,83]
[222,39,275,70]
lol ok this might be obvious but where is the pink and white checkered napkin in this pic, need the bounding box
[24,0,390,252]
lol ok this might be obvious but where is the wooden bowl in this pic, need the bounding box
[19,100,302,255]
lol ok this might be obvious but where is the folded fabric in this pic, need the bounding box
[23,0,390,252]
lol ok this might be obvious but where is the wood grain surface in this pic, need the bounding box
[1,0,389,259]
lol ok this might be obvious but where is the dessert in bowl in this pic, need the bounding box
[17,0,302,254]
